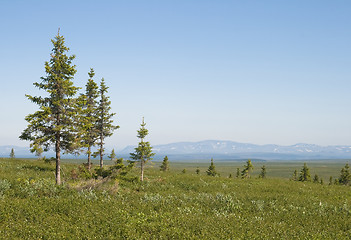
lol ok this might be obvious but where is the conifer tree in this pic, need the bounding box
[95,78,119,168]
[259,165,266,179]
[206,158,218,176]
[229,173,232,178]
[108,149,117,161]
[329,176,333,185]
[10,148,15,159]
[313,174,319,183]
[79,68,99,170]
[160,156,169,171]
[196,167,200,175]
[292,169,298,181]
[236,168,240,178]
[241,159,253,179]
[19,31,79,184]
[130,118,155,181]
[338,163,351,185]
[298,163,311,182]
[320,178,324,185]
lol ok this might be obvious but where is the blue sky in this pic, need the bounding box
[1,1,351,149]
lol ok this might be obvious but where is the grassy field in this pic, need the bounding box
[0,157,351,239]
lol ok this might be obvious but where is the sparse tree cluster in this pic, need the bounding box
[20,31,118,184]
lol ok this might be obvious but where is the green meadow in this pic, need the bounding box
[0,157,351,239]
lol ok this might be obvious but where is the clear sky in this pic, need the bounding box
[1,1,351,149]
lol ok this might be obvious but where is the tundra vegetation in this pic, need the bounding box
[0,157,351,239]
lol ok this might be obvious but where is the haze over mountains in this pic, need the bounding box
[3,140,351,160]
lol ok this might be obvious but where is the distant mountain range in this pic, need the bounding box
[2,140,351,160]
[120,140,351,160]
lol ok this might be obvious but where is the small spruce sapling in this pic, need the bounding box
[236,168,240,178]
[338,163,351,185]
[10,148,15,159]
[130,118,155,181]
[313,174,319,183]
[206,158,218,176]
[259,165,266,179]
[298,163,311,182]
[108,149,117,161]
[329,176,333,185]
[196,167,200,175]
[241,159,253,179]
[160,156,169,172]
[292,170,298,181]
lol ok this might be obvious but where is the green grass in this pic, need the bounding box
[0,158,351,239]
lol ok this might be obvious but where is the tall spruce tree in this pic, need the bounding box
[160,156,169,171]
[130,118,155,181]
[94,78,119,168]
[79,68,99,170]
[19,31,79,184]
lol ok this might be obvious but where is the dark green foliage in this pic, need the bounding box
[299,163,311,182]
[196,167,200,175]
[206,158,218,176]
[241,159,253,179]
[10,148,15,159]
[236,168,240,178]
[229,173,232,178]
[79,68,100,170]
[182,169,186,173]
[160,156,169,172]
[94,78,119,168]
[320,178,324,185]
[71,158,134,180]
[108,149,117,161]
[259,165,266,179]
[338,163,351,185]
[313,174,319,183]
[130,118,155,181]
[19,31,79,184]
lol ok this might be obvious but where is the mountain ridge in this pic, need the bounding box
[2,140,351,160]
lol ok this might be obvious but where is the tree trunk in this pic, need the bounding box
[87,145,91,171]
[55,137,61,185]
[99,137,103,168]
[140,157,144,181]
